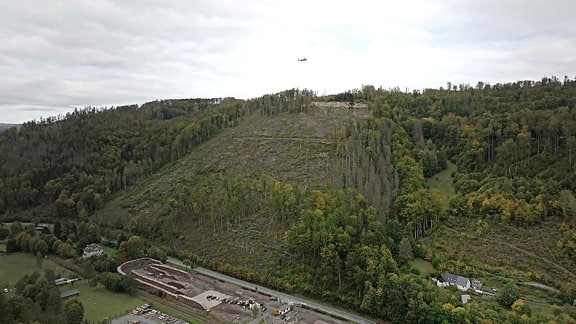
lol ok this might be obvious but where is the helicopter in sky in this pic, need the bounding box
[297,57,307,62]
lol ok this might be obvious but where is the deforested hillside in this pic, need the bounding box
[96,101,374,269]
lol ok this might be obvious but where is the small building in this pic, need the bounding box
[32,223,54,234]
[35,226,50,234]
[471,279,483,290]
[433,277,449,288]
[82,243,104,258]
[55,278,80,286]
[461,294,471,304]
[60,289,80,299]
[440,272,471,291]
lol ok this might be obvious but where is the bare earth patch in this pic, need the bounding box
[191,290,230,310]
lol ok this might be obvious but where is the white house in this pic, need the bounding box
[441,272,471,291]
[82,243,104,258]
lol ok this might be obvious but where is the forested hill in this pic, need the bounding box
[4,78,576,223]
[3,78,576,322]
[0,91,313,219]
[0,98,231,218]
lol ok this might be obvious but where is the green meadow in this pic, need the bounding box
[0,252,145,323]
[425,161,457,210]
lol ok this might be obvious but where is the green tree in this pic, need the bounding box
[10,221,23,234]
[118,235,145,261]
[0,293,14,324]
[35,251,44,268]
[44,268,57,283]
[497,283,520,308]
[320,243,344,290]
[0,227,9,240]
[89,274,101,289]
[63,298,84,324]
[44,289,63,314]
[102,273,137,295]
[251,304,260,318]
[117,276,138,295]
[146,246,167,262]
[7,295,29,323]
[102,273,119,291]
[16,232,32,252]
[511,298,531,316]
[475,219,489,235]
[57,243,76,259]
[397,237,414,266]
[6,237,19,253]
[34,239,49,257]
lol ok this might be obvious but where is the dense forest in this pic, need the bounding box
[2,78,576,322]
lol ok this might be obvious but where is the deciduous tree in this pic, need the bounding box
[63,298,84,324]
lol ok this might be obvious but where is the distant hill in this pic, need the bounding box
[0,123,19,132]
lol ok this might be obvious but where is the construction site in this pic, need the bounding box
[117,258,348,323]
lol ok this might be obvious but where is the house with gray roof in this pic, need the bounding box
[60,289,80,299]
[441,272,471,291]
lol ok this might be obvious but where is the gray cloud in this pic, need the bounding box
[1,0,575,123]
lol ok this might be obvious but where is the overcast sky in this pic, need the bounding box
[1,0,575,123]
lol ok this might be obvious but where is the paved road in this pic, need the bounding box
[167,257,376,324]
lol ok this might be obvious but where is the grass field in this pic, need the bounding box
[0,252,76,286]
[73,280,147,322]
[526,301,562,318]
[0,252,159,323]
[426,161,457,210]
[410,258,436,276]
